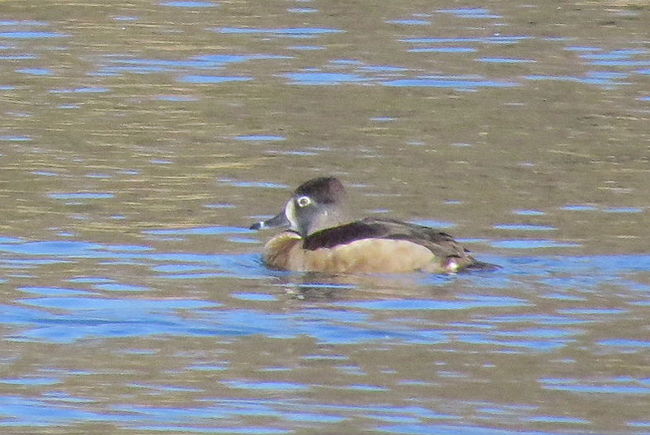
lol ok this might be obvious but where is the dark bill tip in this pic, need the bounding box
[249,221,264,230]
[249,210,290,231]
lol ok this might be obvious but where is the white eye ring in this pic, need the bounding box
[296,196,312,207]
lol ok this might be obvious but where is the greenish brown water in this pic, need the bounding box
[0,0,648,433]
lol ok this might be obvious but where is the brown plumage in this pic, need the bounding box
[250,177,496,274]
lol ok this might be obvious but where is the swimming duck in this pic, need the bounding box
[250,177,494,274]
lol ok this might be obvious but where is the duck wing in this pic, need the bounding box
[364,218,470,259]
[303,217,466,257]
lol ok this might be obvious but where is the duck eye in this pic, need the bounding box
[296,196,312,208]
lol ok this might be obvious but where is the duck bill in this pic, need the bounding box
[250,210,290,231]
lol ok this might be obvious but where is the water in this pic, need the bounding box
[1,0,649,433]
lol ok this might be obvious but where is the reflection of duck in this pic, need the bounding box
[250,177,496,274]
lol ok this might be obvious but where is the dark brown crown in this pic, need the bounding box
[294,177,346,204]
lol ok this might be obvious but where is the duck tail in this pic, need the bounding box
[465,260,501,272]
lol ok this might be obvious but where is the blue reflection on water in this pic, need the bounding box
[144,226,248,236]
[477,57,536,63]
[288,8,319,14]
[335,295,529,311]
[16,68,53,75]
[490,240,581,249]
[179,75,252,84]
[513,209,545,216]
[0,31,69,39]
[234,135,286,141]
[493,224,556,231]
[2,231,648,355]
[377,423,548,435]
[99,53,290,76]
[284,72,365,85]
[287,45,324,51]
[0,135,31,141]
[49,192,115,200]
[409,47,476,53]
[49,87,110,94]
[386,19,430,26]
[540,377,650,395]
[402,36,531,44]
[0,20,49,26]
[438,8,502,19]
[0,396,117,427]
[525,74,626,86]
[383,77,519,89]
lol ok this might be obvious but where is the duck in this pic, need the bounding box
[249,176,496,274]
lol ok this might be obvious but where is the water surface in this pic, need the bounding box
[0,0,648,433]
